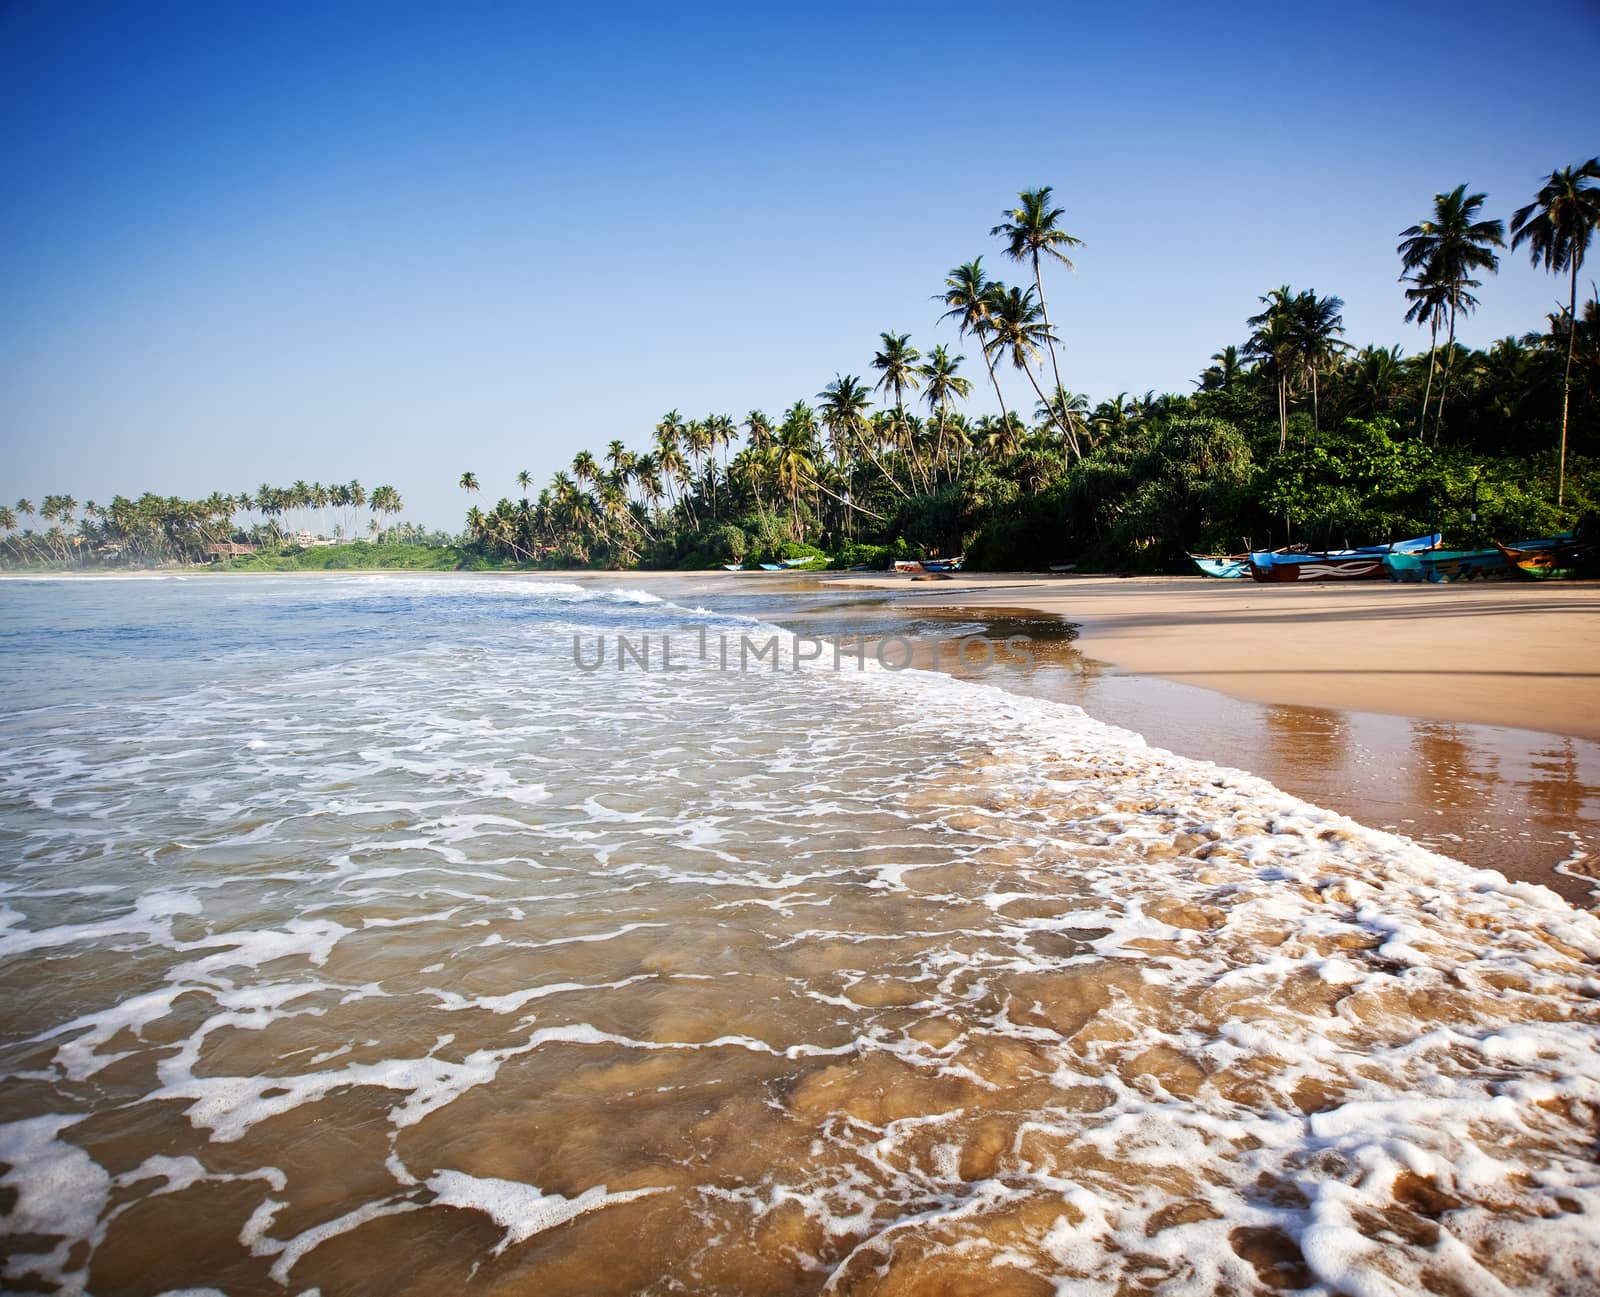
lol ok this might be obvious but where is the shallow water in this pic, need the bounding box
[2,573,1598,1296]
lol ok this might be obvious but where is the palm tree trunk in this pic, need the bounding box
[1434,306,1458,442]
[853,427,912,499]
[1418,323,1437,440]
[1277,376,1288,453]
[979,335,1009,425]
[1032,255,1079,459]
[1559,262,1577,506]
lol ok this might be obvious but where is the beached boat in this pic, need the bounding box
[1190,554,1249,579]
[780,556,822,567]
[1386,534,1570,583]
[758,563,784,571]
[722,564,746,572]
[892,559,923,573]
[1492,537,1590,581]
[922,557,963,573]
[1248,533,1441,583]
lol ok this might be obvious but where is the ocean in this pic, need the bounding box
[1,573,1597,1296]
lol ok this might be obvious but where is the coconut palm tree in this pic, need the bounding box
[1398,186,1504,436]
[987,284,1080,459]
[1510,157,1600,504]
[1197,345,1244,391]
[459,471,479,494]
[870,332,927,490]
[936,260,1010,419]
[991,187,1084,442]
[516,470,532,499]
[1291,292,1347,435]
[1245,286,1300,452]
[919,345,972,480]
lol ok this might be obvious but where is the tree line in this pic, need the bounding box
[0,481,404,567]
[459,162,1599,571]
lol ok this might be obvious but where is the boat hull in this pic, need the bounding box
[1191,556,1248,579]
[1248,555,1388,582]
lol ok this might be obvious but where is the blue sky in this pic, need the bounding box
[2,0,1597,529]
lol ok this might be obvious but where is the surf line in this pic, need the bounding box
[571,628,1033,674]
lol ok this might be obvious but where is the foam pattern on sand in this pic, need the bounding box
[0,574,1596,1296]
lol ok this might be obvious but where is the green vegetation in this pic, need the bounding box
[457,168,1600,572]
[0,481,412,569]
[223,541,477,572]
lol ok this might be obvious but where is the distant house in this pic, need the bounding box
[204,542,257,561]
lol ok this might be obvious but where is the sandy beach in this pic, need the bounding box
[825,573,1600,739]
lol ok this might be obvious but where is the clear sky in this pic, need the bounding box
[2,0,1597,529]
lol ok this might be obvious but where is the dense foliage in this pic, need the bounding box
[456,169,1600,572]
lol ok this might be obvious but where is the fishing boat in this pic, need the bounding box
[780,555,822,567]
[758,563,784,571]
[722,564,747,572]
[892,559,923,573]
[1493,537,1591,581]
[1248,534,1441,583]
[1385,534,1569,583]
[1190,554,1249,579]
[922,556,964,573]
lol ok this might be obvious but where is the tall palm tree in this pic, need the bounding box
[936,259,1010,418]
[988,284,1080,458]
[1245,286,1300,452]
[870,332,928,492]
[459,471,479,494]
[516,470,532,499]
[991,187,1084,444]
[1398,186,1504,436]
[1291,292,1347,435]
[1510,157,1600,504]
[919,345,972,480]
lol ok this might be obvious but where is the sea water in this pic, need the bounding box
[0,573,1597,1296]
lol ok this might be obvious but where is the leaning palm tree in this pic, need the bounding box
[936,259,1010,418]
[987,284,1080,457]
[1510,157,1600,504]
[1398,186,1504,436]
[991,187,1084,442]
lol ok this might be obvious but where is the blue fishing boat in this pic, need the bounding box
[1248,534,1440,583]
[1189,554,1249,579]
[722,564,746,572]
[758,563,784,571]
[922,556,964,573]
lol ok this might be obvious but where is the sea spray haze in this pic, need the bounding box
[0,574,1597,1295]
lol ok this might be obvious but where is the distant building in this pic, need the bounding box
[204,542,257,561]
